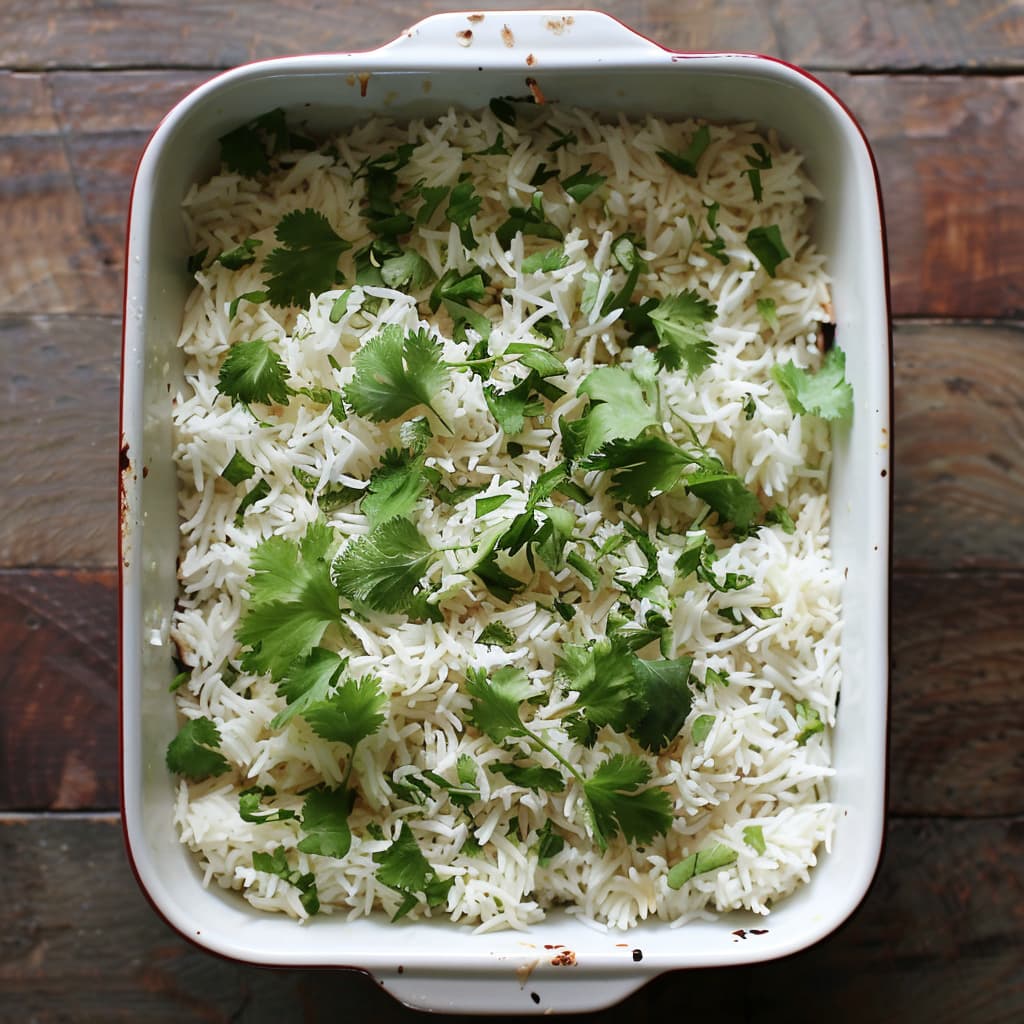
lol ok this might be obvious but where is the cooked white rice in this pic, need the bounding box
[170,104,839,932]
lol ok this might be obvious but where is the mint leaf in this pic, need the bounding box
[772,345,853,421]
[166,717,231,779]
[262,208,351,307]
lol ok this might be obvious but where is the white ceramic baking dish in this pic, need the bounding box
[120,9,891,1014]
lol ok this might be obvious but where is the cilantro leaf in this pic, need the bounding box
[252,846,319,915]
[772,345,853,421]
[217,339,292,406]
[238,785,298,823]
[228,289,269,319]
[221,451,256,486]
[537,820,566,865]
[582,434,690,505]
[302,674,387,749]
[648,290,717,378]
[562,164,606,203]
[757,296,779,329]
[165,716,231,779]
[216,238,262,270]
[765,503,796,533]
[262,209,351,308]
[573,366,661,457]
[743,824,766,855]
[667,842,738,888]
[496,192,563,249]
[746,224,790,277]
[380,250,436,291]
[484,374,544,436]
[234,478,270,525]
[236,523,339,679]
[331,517,436,613]
[344,324,451,429]
[297,785,355,858]
[270,647,348,729]
[691,714,715,744]
[603,234,647,315]
[489,761,565,793]
[429,267,492,341]
[558,638,641,739]
[362,448,431,528]
[657,124,711,177]
[630,656,694,753]
[373,821,453,921]
[219,109,288,177]
[446,180,482,250]
[743,142,773,202]
[686,463,761,532]
[464,666,537,743]
[795,700,825,745]
[583,754,673,847]
[521,246,569,274]
[477,621,517,648]
[676,530,753,593]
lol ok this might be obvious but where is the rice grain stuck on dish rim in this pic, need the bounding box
[169,103,841,933]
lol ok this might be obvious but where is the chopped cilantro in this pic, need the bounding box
[252,846,319,915]
[238,785,298,824]
[297,785,355,858]
[562,165,606,203]
[691,714,715,744]
[795,700,825,745]
[743,824,766,854]
[572,365,661,457]
[221,451,256,486]
[496,192,563,249]
[234,478,270,525]
[757,296,779,329]
[216,238,262,270]
[765,503,796,534]
[521,246,568,274]
[743,143,773,201]
[445,180,482,250]
[270,647,348,730]
[219,108,288,177]
[373,821,454,921]
[772,346,853,421]
[667,842,738,888]
[657,125,711,177]
[746,224,790,277]
[489,761,565,793]
[165,716,230,779]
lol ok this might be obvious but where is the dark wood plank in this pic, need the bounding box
[2,70,1022,320]
[893,322,1024,570]
[826,74,1024,320]
[2,0,1022,72]
[1,567,1021,816]
[4,315,120,568]
[0,571,117,811]
[1,814,1020,1021]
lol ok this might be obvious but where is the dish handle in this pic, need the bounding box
[374,9,668,66]
[372,964,651,1015]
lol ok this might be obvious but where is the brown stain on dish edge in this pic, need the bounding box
[501,24,515,48]
[546,15,574,33]
[467,12,484,22]
[358,72,370,97]
[550,949,577,966]
[456,29,473,47]
[525,77,545,103]
[526,53,537,67]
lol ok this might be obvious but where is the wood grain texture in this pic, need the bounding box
[1,568,1021,815]
[0,571,117,811]
[1,814,1021,1022]
[893,322,1024,570]
[2,0,1023,72]
[6,314,1023,572]
[4,315,120,568]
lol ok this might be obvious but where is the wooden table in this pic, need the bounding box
[3,2,1022,1019]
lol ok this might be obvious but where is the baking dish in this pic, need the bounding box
[120,9,891,1014]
